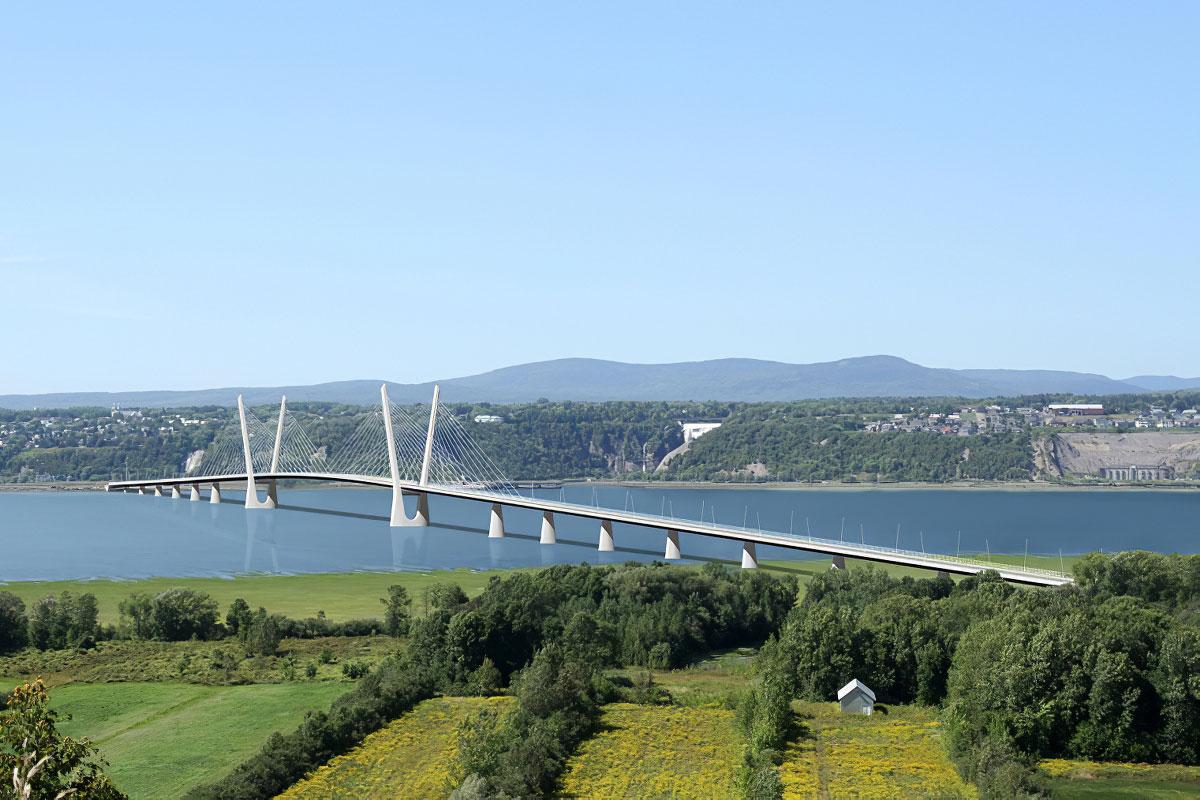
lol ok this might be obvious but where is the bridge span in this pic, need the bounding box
[106,386,1072,588]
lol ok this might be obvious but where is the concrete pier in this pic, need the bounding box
[664,530,681,560]
[153,485,163,497]
[210,483,221,504]
[599,519,615,552]
[170,485,182,499]
[489,503,506,538]
[540,510,557,544]
[741,541,758,569]
[831,554,847,570]
[190,483,202,501]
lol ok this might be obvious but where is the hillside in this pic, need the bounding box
[0,355,1177,410]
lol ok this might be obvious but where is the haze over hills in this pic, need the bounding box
[2,356,1197,410]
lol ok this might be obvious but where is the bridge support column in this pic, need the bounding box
[489,503,506,538]
[190,483,202,501]
[267,480,278,506]
[830,555,846,570]
[153,485,163,497]
[238,395,276,510]
[598,519,615,552]
[210,483,221,504]
[137,487,145,496]
[169,485,181,499]
[664,530,681,560]
[392,490,429,527]
[383,384,430,527]
[741,541,758,569]
[540,511,556,544]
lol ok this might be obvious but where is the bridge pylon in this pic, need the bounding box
[238,395,276,510]
[381,384,432,527]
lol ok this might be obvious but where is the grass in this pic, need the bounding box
[48,681,347,799]
[0,567,520,626]
[610,647,756,708]
[559,703,743,799]
[1040,758,1200,799]
[0,635,400,687]
[278,695,515,799]
[779,701,976,799]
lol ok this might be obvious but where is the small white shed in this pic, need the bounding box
[837,679,876,715]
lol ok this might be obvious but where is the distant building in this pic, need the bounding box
[838,679,876,715]
[473,415,504,424]
[680,420,722,443]
[1100,464,1175,481]
[1049,404,1104,416]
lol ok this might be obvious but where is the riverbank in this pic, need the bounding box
[5,478,1198,493]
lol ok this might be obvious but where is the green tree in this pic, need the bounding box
[0,591,27,652]
[118,593,154,639]
[381,585,412,637]
[242,608,281,657]
[225,598,252,635]
[150,589,218,641]
[1,679,126,799]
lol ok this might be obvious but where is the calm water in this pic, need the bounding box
[1,486,1197,582]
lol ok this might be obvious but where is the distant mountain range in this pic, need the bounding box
[3,356,1199,410]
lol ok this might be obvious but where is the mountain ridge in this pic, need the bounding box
[2,356,1195,410]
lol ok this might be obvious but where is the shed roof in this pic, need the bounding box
[837,679,876,702]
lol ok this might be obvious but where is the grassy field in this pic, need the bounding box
[0,551,1075,631]
[559,703,742,799]
[0,567,520,626]
[1040,758,1200,799]
[779,701,976,799]
[0,635,399,687]
[278,695,515,799]
[47,681,347,799]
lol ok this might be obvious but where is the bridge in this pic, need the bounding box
[106,386,1072,587]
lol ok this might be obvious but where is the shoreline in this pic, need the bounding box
[3,479,1199,494]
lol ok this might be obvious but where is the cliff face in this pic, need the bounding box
[1048,432,1200,477]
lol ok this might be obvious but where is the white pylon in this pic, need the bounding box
[741,541,758,569]
[238,395,275,510]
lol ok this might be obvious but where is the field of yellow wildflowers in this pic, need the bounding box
[275,695,514,799]
[779,702,976,800]
[559,703,742,799]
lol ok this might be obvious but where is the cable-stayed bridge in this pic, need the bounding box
[106,386,1072,587]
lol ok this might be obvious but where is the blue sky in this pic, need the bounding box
[2,4,1196,393]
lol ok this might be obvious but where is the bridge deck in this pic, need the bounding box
[106,473,1072,587]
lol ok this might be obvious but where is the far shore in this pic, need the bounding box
[2,478,1199,494]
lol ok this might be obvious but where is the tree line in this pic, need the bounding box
[737,552,1200,798]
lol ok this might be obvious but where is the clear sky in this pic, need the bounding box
[2,4,1196,393]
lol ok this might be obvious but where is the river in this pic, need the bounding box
[1,485,1196,582]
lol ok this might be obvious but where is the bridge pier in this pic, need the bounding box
[190,483,202,501]
[170,485,182,499]
[267,480,278,507]
[598,519,615,552]
[664,530,681,560]
[153,485,163,497]
[741,541,758,569]
[489,503,506,538]
[392,490,430,527]
[831,554,846,570]
[137,487,145,496]
[210,483,221,504]
[539,510,556,544]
